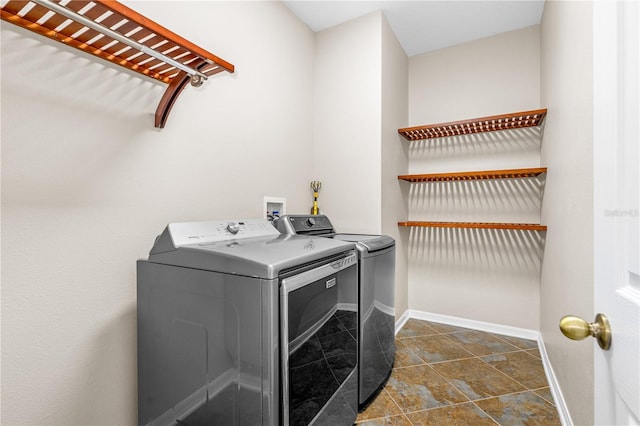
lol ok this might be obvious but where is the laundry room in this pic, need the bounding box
[3,1,637,426]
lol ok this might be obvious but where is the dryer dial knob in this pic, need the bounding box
[226,222,240,234]
[306,217,316,227]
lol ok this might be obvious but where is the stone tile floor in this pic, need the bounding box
[355,318,561,425]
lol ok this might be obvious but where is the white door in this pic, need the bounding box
[593,1,640,425]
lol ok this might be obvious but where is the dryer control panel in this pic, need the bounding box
[275,214,335,235]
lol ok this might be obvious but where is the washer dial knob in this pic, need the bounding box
[226,222,240,234]
[306,217,316,227]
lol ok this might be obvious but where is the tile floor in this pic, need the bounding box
[355,318,561,425]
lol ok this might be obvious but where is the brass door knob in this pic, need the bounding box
[559,313,611,350]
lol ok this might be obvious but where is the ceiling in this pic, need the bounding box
[282,1,545,57]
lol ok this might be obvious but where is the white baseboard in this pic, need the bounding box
[401,309,540,340]
[536,336,573,426]
[395,309,573,426]
[395,309,412,335]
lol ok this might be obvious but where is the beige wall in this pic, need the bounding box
[2,5,409,424]
[314,11,410,317]
[406,26,543,329]
[1,1,598,424]
[409,25,541,126]
[1,2,315,424]
[540,2,594,425]
[381,16,410,321]
[313,12,382,234]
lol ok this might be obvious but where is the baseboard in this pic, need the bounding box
[395,309,573,426]
[536,336,573,426]
[395,309,412,335]
[403,309,540,340]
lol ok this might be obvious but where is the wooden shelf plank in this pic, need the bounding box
[398,221,547,231]
[398,109,547,141]
[1,0,234,128]
[398,167,547,183]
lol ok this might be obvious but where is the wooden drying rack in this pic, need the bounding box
[398,167,547,183]
[397,222,547,231]
[1,0,235,128]
[397,109,549,232]
[398,109,547,141]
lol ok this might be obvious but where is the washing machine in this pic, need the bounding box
[274,215,395,409]
[137,219,359,426]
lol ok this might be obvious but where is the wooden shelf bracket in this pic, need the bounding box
[1,0,235,128]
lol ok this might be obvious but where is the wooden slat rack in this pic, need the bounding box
[398,109,547,141]
[398,221,547,231]
[1,0,234,128]
[397,167,548,231]
[398,167,547,183]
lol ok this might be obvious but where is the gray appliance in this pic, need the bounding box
[137,219,359,426]
[274,215,395,409]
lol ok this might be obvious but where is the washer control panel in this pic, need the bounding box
[167,219,280,246]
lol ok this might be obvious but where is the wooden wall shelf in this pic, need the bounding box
[398,167,547,183]
[1,0,234,128]
[398,109,547,141]
[398,221,547,231]
[397,111,548,234]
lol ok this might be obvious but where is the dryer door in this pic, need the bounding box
[280,252,358,426]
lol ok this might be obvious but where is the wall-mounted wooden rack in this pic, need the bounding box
[397,108,548,233]
[398,109,547,141]
[398,167,547,183]
[398,221,547,231]
[1,0,234,128]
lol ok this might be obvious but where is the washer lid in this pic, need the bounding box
[145,220,356,278]
[332,234,395,252]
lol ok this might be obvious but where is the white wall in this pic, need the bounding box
[406,26,543,329]
[540,2,594,425]
[313,12,382,234]
[0,2,315,424]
